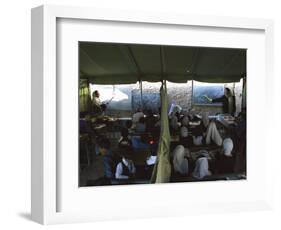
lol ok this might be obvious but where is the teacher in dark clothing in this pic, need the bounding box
[204,88,236,115]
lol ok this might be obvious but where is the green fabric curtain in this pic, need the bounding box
[151,80,171,183]
[79,80,91,113]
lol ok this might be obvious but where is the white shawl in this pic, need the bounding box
[173,145,189,175]
[192,157,211,179]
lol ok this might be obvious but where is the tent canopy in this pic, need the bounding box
[79,42,246,84]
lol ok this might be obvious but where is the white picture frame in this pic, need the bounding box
[31,5,274,225]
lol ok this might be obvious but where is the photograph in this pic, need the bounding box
[78,42,247,186]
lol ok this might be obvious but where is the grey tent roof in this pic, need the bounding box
[79,42,246,84]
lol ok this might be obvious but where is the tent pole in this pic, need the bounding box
[140,80,143,110]
[86,78,91,112]
[191,79,194,109]
[242,76,246,110]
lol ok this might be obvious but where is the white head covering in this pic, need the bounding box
[132,111,144,124]
[222,138,234,156]
[181,115,189,126]
[173,145,189,175]
[180,126,188,138]
[192,157,211,179]
[202,112,210,128]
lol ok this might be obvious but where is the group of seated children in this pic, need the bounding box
[94,107,245,184]
[171,108,246,180]
[132,108,159,134]
[178,113,223,147]
[95,128,158,183]
[172,138,234,180]
[132,107,225,149]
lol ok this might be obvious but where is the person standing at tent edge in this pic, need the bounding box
[91,90,107,116]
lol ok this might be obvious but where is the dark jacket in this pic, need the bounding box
[213,95,236,115]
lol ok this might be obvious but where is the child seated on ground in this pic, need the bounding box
[192,138,234,179]
[172,145,189,175]
[135,117,146,133]
[131,133,150,151]
[118,127,132,149]
[216,138,235,174]
[191,119,223,147]
[170,114,180,132]
[192,149,212,179]
[192,156,212,179]
[115,147,136,179]
[93,137,114,184]
[145,109,158,133]
[179,126,193,148]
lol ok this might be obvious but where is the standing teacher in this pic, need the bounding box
[203,87,236,115]
[91,90,107,116]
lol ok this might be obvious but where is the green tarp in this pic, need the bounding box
[151,81,171,183]
[79,42,246,84]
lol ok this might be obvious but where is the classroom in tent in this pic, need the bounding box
[79,42,247,186]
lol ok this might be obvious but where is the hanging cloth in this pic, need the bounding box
[150,80,171,183]
[79,79,91,113]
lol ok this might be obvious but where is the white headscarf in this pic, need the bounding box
[192,157,211,179]
[132,111,144,124]
[222,138,234,156]
[180,126,188,138]
[173,145,189,175]
[202,112,210,128]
